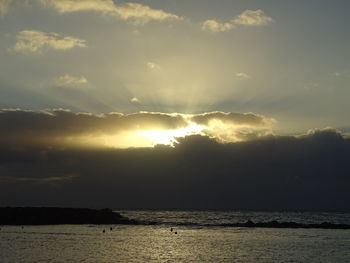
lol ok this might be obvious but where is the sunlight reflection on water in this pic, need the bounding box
[1,224,350,262]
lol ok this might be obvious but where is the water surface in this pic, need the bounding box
[1,210,350,262]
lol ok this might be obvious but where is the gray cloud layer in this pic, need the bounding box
[0,109,348,211]
[0,127,349,211]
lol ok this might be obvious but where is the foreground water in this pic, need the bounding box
[1,211,350,263]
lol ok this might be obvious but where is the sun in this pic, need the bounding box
[93,122,207,148]
[139,123,206,146]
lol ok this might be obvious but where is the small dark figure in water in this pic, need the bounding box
[110,227,113,231]
[102,229,105,233]
[174,231,177,234]
[170,228,173,232]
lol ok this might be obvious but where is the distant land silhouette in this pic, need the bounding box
[0,207,137,225]
[1,207,350,229]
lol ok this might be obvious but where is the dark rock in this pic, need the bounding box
[245,220,255,227]
[0,207,139,225]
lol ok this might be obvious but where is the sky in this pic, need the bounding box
[0,0,350,210]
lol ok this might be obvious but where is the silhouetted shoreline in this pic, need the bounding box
[1,207,350,229]
[0,207,137,225]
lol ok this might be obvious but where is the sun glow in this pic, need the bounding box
[139,123,206,146]
[73,112,273,149]
[96,123,207,148]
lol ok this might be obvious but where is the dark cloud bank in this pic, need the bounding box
[0,110,349,211]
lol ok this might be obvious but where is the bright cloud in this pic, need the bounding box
[236,72,251,79]
[38,0,115,13]
[39,0,182,24]
[201,9,274,32]
[147,62,161,70]
[130,97,141,103]
[190,111,275,142]
[233,9,274,26]
[12,30,87,53]
[55,74,88,87]
[201,19,235,32]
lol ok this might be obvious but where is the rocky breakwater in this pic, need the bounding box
[220,220,350,229]
[0,207,138,225]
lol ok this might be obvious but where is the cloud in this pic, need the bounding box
[0,109,274,148]
[201,9,274,32]
[130,97,141,104]
[233,9,274,26]
[301,127,345,141]
[0,174,78,183]
[201,19,235,32]
[0,109,188,147]
[236,72,251,79]
[55,74,88,88]
[11,30,87,53]
[147,62,161,70]
[39,0,182,24]
[0,127,349,210]
[0,0,11,16]
[190,111,275,142]
[191,111,273,127]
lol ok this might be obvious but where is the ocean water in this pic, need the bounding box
[120,210,350,226]
[1,211,350,263]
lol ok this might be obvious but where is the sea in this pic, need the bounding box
[1,210,350,263]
